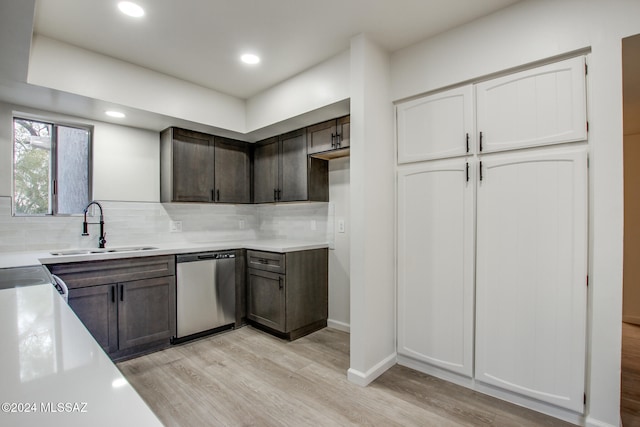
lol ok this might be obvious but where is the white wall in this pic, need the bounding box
[27,36,351,138]
[28,35,247,133]
[0,102,160,202]
[391,1,640,425]
[328,157,350,332]
[246,50,350,132]
[92,123,159,202]
[348,34,396,386]
[0,104,14,197]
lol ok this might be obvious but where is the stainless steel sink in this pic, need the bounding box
[50,246,158,256]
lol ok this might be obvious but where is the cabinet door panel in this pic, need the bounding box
[337,116,350,149]
[172,131,214,202]
[247,268,286,332]
[280,129,308,202]
[476,56,587,153]
[397,85,473,163]
[68,285,117,353]
[307,120,337,155]
[397,159,475,377]
[475,148,587,412]
[214,137,251,203]
[253,137,279,203]
[118,276,176,350]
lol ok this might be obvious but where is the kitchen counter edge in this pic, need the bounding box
[0,240,330,268]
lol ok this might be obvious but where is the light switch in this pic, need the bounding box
[310,220,317,231]
[239,219,245,230]
[338,219,345,233]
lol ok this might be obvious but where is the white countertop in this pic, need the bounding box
[0,239,329,268]
[0,284,162,427]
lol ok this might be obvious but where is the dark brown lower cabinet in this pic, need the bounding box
[246,248,328,340]
[118,276,176,351]
[247,269,286,332]
[68,284,118,354]
[49,256,176,361]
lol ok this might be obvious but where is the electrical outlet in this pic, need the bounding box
[169,220,182,232]
[338,219,345,233]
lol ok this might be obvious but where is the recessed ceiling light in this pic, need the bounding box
[241,53,260,65]
[105,110,126,118]
[118,2,145,18]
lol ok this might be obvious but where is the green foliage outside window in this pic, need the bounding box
[13,119,51,215]
[13,117,90,216]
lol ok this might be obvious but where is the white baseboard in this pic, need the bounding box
[347,352,396,387]
[327,319,350,333]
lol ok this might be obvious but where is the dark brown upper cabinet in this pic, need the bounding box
[161,128,250,203]
[253,129,328,203]
[253,136,279,204]
[214,136,251,203]
[161,127,214,202]
[307,115,350,160]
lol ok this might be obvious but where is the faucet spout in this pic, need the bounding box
[82,201,107,248]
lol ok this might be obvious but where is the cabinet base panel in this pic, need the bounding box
[110,340,172,363]
[171,323,235,345]
[248,319,327,341]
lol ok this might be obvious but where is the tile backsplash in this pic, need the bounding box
[0,196,332,253]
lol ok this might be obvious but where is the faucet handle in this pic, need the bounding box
[99,233,107,248]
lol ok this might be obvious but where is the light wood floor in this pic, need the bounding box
[622,322,640,427]
[118,326,575,427]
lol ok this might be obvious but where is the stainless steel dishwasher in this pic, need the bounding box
[174,251,236,342]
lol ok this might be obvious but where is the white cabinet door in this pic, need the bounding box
[476,56,587,153]
[397,85,474,163]
[475,148,587,413]
[397,158,475,377]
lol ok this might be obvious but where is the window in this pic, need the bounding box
[13,117,91,215]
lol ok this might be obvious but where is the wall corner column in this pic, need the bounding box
[348,34,397,385]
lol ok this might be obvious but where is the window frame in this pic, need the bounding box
[12,114,94,217]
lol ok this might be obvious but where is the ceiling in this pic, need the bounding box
[33,0,521,100]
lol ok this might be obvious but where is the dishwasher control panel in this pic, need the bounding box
[176,251,235,263]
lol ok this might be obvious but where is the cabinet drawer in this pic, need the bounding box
[47,255,176,289]
[246,250,285,274]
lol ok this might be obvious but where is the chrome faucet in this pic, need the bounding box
[82,201,107,248]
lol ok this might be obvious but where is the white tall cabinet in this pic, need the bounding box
[396,85,474,162]
[476,56,587,153]
[397,159,475,377]
[397,84,475,378]
[475,148,587,412]
[396,55,588,415]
